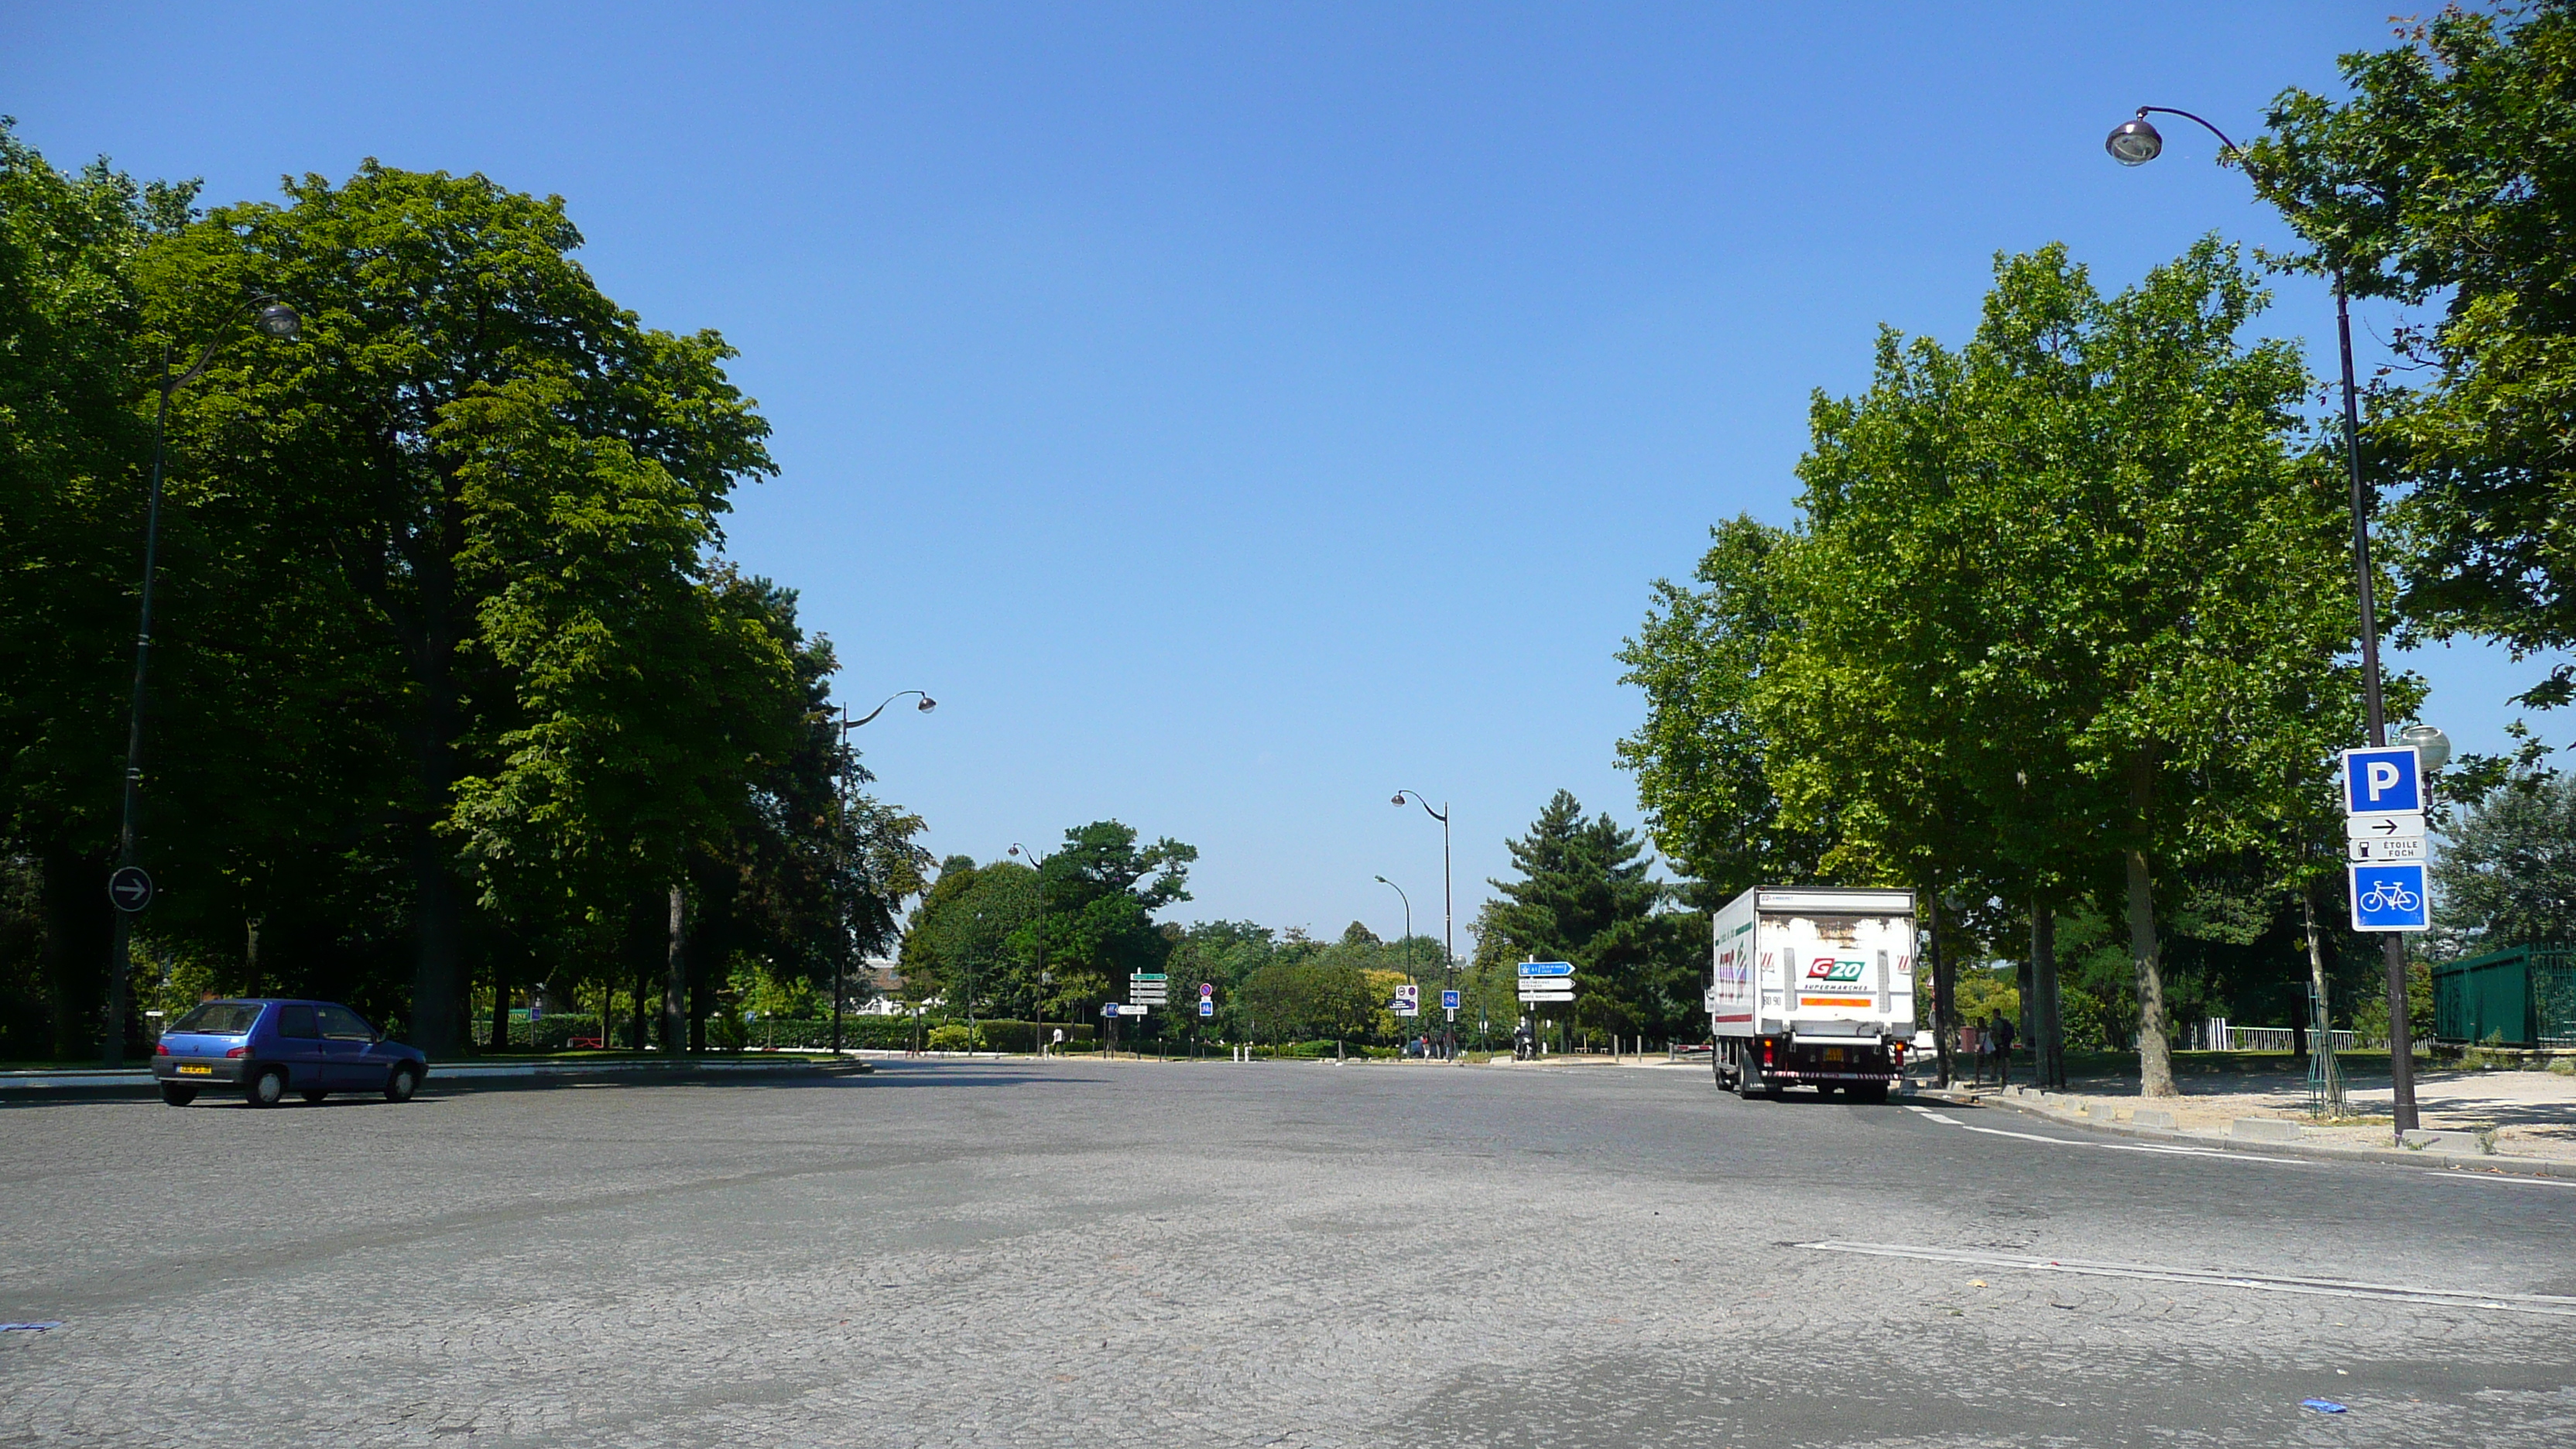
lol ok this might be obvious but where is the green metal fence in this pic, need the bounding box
[2431,947,2576,1047]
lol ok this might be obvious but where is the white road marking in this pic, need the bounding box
[1801,1241,2576,1318]
[2420,1170,2576,1189]
[1905,1103,2310,1165]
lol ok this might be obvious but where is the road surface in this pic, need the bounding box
[3,1058,2569,1446]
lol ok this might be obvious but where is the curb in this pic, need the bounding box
[0,1056,874,1104]
[1917,1085,2576,1181]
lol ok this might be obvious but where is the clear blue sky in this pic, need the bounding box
[9,3,2550,941]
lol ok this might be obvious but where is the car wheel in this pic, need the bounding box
[384,1064,420,1104]
[301,1090,329,1103]
[159,1082,197,1107]
[245,1066,286,1108]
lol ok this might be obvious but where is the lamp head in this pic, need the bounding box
[252,300,302,339]
[2399,723,2453,772]
[1390,793,1405,807]
[1374,875,1388,884]
[916,694,937,712]
[2106,115,2163,166]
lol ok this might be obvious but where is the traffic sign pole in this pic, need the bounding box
[2341,746,2424,1135]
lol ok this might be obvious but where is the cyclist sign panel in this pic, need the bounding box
[2340,745,2430,932]
[2348,862,2429,933]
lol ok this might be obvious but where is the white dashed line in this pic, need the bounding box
[1802,1240,2576,1317]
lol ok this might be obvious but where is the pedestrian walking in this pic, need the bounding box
[1990,1012,2017,1087]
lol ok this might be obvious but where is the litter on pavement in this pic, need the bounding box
[2300,1399,2348,1414]
[0,1323,61,1333]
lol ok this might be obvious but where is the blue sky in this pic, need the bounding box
[9,3,2548,940]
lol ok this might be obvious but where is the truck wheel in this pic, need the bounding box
[1853,1083,1890,1105]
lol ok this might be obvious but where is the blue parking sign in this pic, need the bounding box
[2341,746,2423,815]
[1441,989,1461,1010]
[2348,862,2430,933]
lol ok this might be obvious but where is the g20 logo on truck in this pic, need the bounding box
[1804,956,1866,984]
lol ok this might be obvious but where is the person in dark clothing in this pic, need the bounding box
[1989,1012,2017,1086]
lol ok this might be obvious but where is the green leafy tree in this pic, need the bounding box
[899,857,1040,1018]
[1015,821,1196,1021]
[1616,516,1831,900]
[140,162,782,1052]
[2432,773,2576,953]
[2251,3,2576,707]
[0,122,173,1053]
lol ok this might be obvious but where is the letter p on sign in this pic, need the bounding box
[2341,747,2423,815]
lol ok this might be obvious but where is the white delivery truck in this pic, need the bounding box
[1706,886,1916,1102]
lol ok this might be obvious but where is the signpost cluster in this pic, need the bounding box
[2341,747,2430,934]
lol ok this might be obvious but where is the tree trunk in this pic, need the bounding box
[244,917,262,999]
[2031,899,2064,1090]
[1927,888,1954,1088]
[2300,878,2332,1048]
[2126,752,2176,1096]
[39,848,111,1060]
[489,952,509,1054]
[2125,845,2174,1094]
[663,883,687,1055]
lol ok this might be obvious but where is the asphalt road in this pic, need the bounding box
[4,1058,2571,1447]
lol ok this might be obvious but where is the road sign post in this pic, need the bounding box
[2339,744,2429,1137]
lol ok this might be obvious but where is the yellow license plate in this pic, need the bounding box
[176,1064,213,1075]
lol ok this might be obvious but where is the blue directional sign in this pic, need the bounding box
[1516,961,1574,978]
[1198,999,1214,1018]
[2341,746,2424,816]
[2348,862,2430,933]
[1441,989,1461,1011]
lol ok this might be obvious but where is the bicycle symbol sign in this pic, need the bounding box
[2348,862,2430,933]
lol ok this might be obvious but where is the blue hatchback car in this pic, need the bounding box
[152,999,428,1108]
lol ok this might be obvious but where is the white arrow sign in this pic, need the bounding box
[2345,812,2426,841]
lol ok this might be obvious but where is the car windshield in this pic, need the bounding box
[167,1001,263,1036]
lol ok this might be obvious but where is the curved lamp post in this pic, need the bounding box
[1390,790,1454,1060]
[834,690,935,1054]
[1008,841,1050,1057]
[2108,104,2423,1134]
[103,295,301,1067]
[1373,875,1414,1050]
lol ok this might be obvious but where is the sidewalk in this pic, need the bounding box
[1927,1061,2576,1173]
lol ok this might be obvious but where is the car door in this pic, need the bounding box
[272,1004,326,1090]
[315,1005,378,1089]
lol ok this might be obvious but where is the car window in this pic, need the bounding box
[170,1001,264,1035]
[276,1005,320,1040]
[317,1005,373,1040]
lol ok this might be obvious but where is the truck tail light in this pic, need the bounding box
[1760,1040,1775,1069]
[224,1046,249,1059]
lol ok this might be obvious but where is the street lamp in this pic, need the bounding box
[2108,103,2426,1134]
[1390,790,1454,1060]
[101,293,300,1067]
[1009,841,1050,1057]
[1374,875,1413,1049]
[834,690,935,1056]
